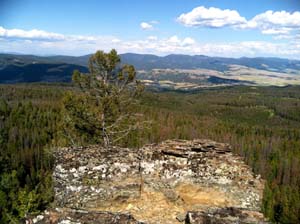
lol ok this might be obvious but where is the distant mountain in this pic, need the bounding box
[0,53,300,88]
[2,53,300,72]
[0,54,90,68]
[0,61,87,83]
[120,53,300,72]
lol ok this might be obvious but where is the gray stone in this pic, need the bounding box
[28,139,268,224]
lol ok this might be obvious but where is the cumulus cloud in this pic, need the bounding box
[243,10,300,36]
[250,10,300,28]
[140,20,159,30]
[0,26,300,58]
[177,6,247,28]
[273,34,293,40]
[177,7,300,39]
[111,38,121,43]
[182,37,196,46]
[0,26,103,42]
[163,36,195,47]
[140,22,153,30]
[0,26,65,41]
[167,35,180,44]
[261,28,290,35]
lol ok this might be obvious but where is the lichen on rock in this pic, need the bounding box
[27,139,269,223]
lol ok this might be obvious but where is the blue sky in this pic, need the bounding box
[1,0,300,58]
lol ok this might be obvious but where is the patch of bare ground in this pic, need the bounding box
[28,139,268,223]
[93,182,239,223]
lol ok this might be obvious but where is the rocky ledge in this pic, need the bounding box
[27,139,269,223]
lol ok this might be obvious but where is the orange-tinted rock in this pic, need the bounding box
[27,139,269,223]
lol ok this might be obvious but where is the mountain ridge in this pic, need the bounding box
[1,52,299,70]
[1,53,300,88]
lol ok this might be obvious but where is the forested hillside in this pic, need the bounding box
[0,84,63,223]
[0,84,300,223]
[1,53,300,87]
[2,53,300,71]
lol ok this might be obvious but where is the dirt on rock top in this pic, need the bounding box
[27,139,269,224]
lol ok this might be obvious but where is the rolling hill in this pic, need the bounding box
[0,53,300,89]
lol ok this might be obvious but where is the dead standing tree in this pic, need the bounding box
[62,49,145,147]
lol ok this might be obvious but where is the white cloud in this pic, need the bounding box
[111,38,121,43]
[164,36,195,47]
[177,6,247,28]
[167,35,180,44]
[242,10,300,36]
[0,26,104,43]
[119,39,300,59]
[140,20,159,30]
[140,22,153,30]
[182,37,196,45]
[261,28,292,35]
[177,7,300,39]
[273,34,293,40]
[0,26,300,59]
[0,26,65,41]
[250,10,300,29]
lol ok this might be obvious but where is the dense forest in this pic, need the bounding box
[0,83,300,223]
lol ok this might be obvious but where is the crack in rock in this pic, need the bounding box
[27,139,269,224]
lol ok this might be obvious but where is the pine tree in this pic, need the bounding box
[62,49,146,147]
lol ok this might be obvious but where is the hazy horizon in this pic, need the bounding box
[1,51,300,61]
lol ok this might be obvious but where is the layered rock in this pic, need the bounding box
[186,207,267,224]
[26,208,141,224]
[28,139,268,223]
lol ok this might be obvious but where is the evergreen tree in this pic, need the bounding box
[62,49,145,147]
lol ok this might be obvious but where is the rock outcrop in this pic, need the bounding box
[27,139,269,223]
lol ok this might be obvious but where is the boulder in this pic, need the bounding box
[28,139,269,223]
